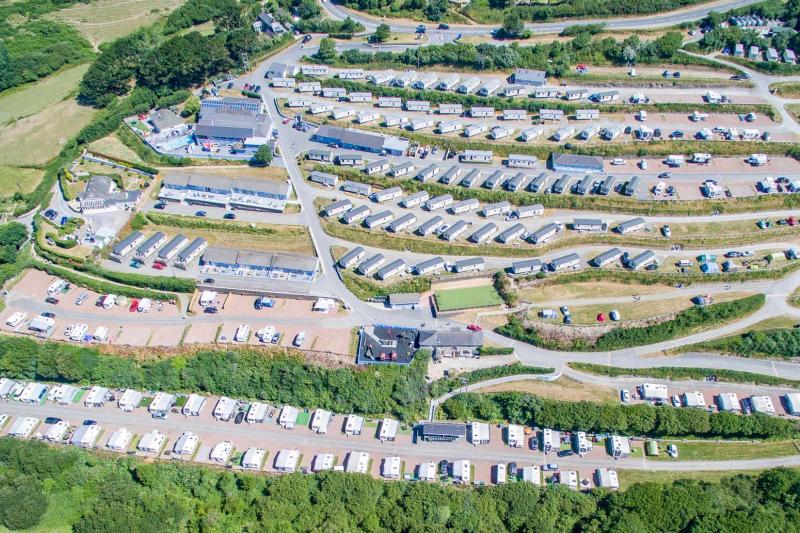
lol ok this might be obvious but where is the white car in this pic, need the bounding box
[671,395,681,408]
[293,331,307,347]
[662,225,672,238]
[667,444,678,458]
[620,390,630,403]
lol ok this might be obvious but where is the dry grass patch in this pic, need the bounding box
[519,281,673,303]
[473,375,618,403]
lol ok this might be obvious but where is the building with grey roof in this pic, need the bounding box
[469,223,498,243]
[201,247,319,281]
[452,257,485,273]
[322,199,352,217]
[135,232,167,261]
[615,217,646,234]
[111,231,145,261]
[338,246,366,268]
[308,149,333,162]
[625,250,657,270]
[550,152,604,173]
[149,109,184,133]
[441,220,469,241]
[313,125,409,156]
[413,256,446,275]
[418,329,483,358]
[78,175,142,214]
[497,223,526,244]
[417,216,444,236]
[341,205,371,224]
[511,259,542,275]
[377,259,406,280]
[340,181,372,196]
[357,253,386,275]
[529,223,560,244]
[590,248,623,267]
[550,253,581,271]
[175,237,207,268]
[387,213,417,233]
[510,68,547,86]
[310,171,338,187]
[157,234,188,262]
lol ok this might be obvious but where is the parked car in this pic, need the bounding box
[41,312,55,319]
[671,395,681,407]
[467,324,482,332]
[302,34,312,43]
[204,306,218,314]
[152,262,165,270]
[45,297,59,305]
[620,389,630,402]
[234,411,245,424]
[439,459,449,475]
[667,444,679,458]
[154,202,167,210]
[223,212,236,220]
[508,462,518,477]
[75,293,88,306]
[195,211,207,217]
[662,225,671,238]
[438,23,449,29]
[610,310,620,321]
[544,463,558,471]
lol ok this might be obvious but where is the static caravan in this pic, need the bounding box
[572,175,594,195]
[456,76,481,94]
[364,159,391,175]
[572,218,606,232]
[460,150,493,163]
[602,125,624,140]
[383,114,408,127]
[308,149,333,162]
[425,194,453,211]
[615,217,646,234]
[529,222,560,244]
[470,106,494,118]
[442,220,469,241]
[579,126,600,140]
[405,100,431,112]
[367,70,395,85]
[482,200,511,217]
[597,175,617,195]
[506,172,529,192]
[341,205,370,224]
[502,109,527,121]
[590,248,623,267]
[271,77,295,88]
[623,176,642,196]
[401,190,429,208]
[322,87,347,99]
[592,90,619,103]
[412,73,438,89]
[460,168,481,187]
[377,96,402,108]
[469,223,498,244]
[338,69,365,79]
[332,107,355,120]
[439,166,461,185]
[539,109,564,121]
[533,87,560,98]
[477,79,501,96]
[553,126,576,142]
[483,170,506,190]
[349,92,373,103]
[551,174,571,194]
[513,204,544,219]
[497,223,527,244]
[501,85,526,97]
[390,161,415,177]
[416,164,440,182]
[300,65,328,76]
[358,253,385,275]
[356,111,380,124]
[414,256,446,275]
[437,74,460,91]
[416,215,444,236]
[377,259,407,280]
[575,109,600,120]
[409,117,435,131]
[450,198,480,214]
[490,126,514,140]
[438,103,463,115]
[507,154,538,169]
[338,246,366,268]
[387,213,417,232]
[511,258,542,274]
[287,98,312,108]
[322,198,352,217]
[392,70,418,87]
[626,250,657,270]
[370,185,402,202]
[453,257,485,273]
[310,103,334,115]
[550,252,581,271]
[520,127,545,141]
[363,209,394,229]
[437,120,462,134]
[564,88,589,100]
[337,153,364,166]
[464,124,488,138]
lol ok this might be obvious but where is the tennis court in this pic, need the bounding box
[435,285,503,312]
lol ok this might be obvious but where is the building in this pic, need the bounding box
[438,103,463,115]
[338,246,366,268]
[376,259,406,280]
[469,223,498,244]
[405,100,431,112]
[149,108,183,133]
[412,72,438,89]
[111,231,145,261]
[382,456,402,479]
[209,441,233,463]
[8,417,39,438]
[311,409,332,434]
[377,96,402,108]
[387,213,417,233]
[418,328,483,358]
[387,293,421,309]
[379,418,399,442]
[506,424,524,448]
[510,68,547,86]
[785,393,800,415]
[529,223,560,244]
[464,124,488,138]
[175,237,206,269]
[426,193,453,211]
[253,12,285,34]
[137,430,166,453]
[482,200,511,217]
[157,234,188,263]
[451,198,479,215]
[300,65,328,76]
[338,153,364,166]
[550,153,604,173]
[456,76,481,93]
[390,161,415,178]
[160,174,291,212]
[460,150,493,163]
[511,258,542,274]
[266,62,297,79]
[641,383,669,401]
[572,218,606,232]
[272,77,295,88]
[557,470,579,490]
[44,420,69,442]
[364,209,394,229]
[173,431,199,456]
[505,172,529,192]
[477,79,501,96]
[77,175,142,214]
[338,69,365,80]
[417,164,440,182]
[349,92,372,103]
[84,386,109,407]
[575,109,600,120]
[345,414,365,435]
[365,159,391,176]
[19,382,48,404]
[417,215,444,236]
[597,175,617,195]
[313,125,408,156]
[502,109,527,121]
[452,460,471,484]
[117,389,142,412]
[371,185,402,202]
[279,405,299,429]
[357,253,385,276]
[418,422,467,442]
[201,247,319,282]
[340,181,372,197]
[573,174,594,195]
[195,98,270,145]
[357,324,418,365]
[596,468,620,490]
[539,109,564,121]
[441,221,469,241]
[591,248,623,268]
[564,88,589,100]
[135,232,167,261]
[507,154,538,169]
[149,392,175,417]
[552,174,572,193]
[401,190,429,209]
[521,466,541,485]
[468,422,490,445]
[607,436,631,458]
[550,253,581,272]
[242,447,266,469]
[514,204,544,219]
[182,394,206,416]
[312,453,335,472]
[717,392,741,412]
[470,106,495,118]
[344,451,370,474]
[452,257,485,273]
[246,402,268,423]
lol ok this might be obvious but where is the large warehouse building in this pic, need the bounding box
[159,175,291,212]
[312,125,409,156]
[194,97,271,146]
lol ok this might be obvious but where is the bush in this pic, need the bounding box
[685,328,800,359]
[441,390,799,439]
[496,295,766,351]
[340,269,431,301]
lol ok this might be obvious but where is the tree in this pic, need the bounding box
[424,0,447,21]
[181,95,200,118]
[371,24,391,43]
[252,144,273,166]
[502,12,525,37]
[298,0,321,19]
[314,37,337,63]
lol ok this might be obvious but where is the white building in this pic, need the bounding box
[212,396,237,421]
[468,422,490,445]
[182,394,207,416]
[49,384,79,405]
[138,430,166,453]
[521,466,541,485]
[452,460,471,484]
[641,383,669,401]
[596,468,620,490]
[608,435,631,458]
[507,154,538,168]
[379,418,399,442]
[118,389,143,412]
[8,417,39,438]
[344,414,364,435]
[682,391,707,408]
[717,392,741,413]
[557,470,579,490]
[311,409,333,434]
[209,441,233,463]
[44,420,70,442]
[418,462,437,481]
[507,424,524,448]
[312,453,335,472]
[19,382,48,404]
[494,464,507,484]
[84,386,109,407]
[382,456,402,479]
[750,395,776,414]
[460,150,493,163]
[149,391,175,417]
[173,431,199,456]
[246,402,268,423]
[106,428,133,451]
[242,447,266,469]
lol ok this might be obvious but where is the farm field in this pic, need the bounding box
[0,64,90,127]
[47,0,185,47]
[87,134,145,164]
[435,284,503,311]
[0,167,45,196]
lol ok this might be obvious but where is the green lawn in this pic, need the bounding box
[617,469,765,490]
[650,440,799,461]
[435,285,503,312]
[0,64,89,127]
[295,411,311,427]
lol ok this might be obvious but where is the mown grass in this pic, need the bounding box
[650,440,799,461]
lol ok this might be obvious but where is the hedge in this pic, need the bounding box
[429,363,554,397]
[681,328,800,359]
[568,362,800,388]
[32,262,175,301]
[340,269,431,300]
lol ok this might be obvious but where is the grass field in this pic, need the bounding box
[88,134,145,164]
[0,167,44,195]
[650,440,799,462]
[616,468,768,490]
[435,285,503,312]
[161,165,290,184]
[473,375,617,402]
[518,281,673,303]
[0,64,90,127]
[47,0,185,47]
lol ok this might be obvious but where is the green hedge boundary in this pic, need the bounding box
[429,362,554,397]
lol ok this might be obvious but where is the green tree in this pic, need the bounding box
[424,0,447,21]
[501,12,525,38]
[314,37,337,63]
[372,23,391,43]
[182,95,200,117]
[252,144,274,166]
[0,475,47,530]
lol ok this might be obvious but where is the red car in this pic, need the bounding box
[152,262,165,270]
[789,217,797,226]
[467,324,482,332]
[129,299,139,312]
[282,117,292,124]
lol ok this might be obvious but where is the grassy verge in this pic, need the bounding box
[678,328,800,359]
[340,269,431,300]
[429,363,554,397]
[568,362,800,388]
[770,82,800,98]
[616,469,768,490]
[650,440,800,461]
[314,164,800,216]
[497,294,765,352]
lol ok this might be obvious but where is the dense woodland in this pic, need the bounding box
[441,391,799,439]
[1,438,800,531]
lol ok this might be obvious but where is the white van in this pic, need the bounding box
[101,294,117,310]
[611,158,626,166]
[47,279,66,297]
[137,298,152,312]
[639,159,648,170]
[637,110,647,121]
[293,331,307,347]
[653,181,666,195]
[5,312,27,328]
[677,260,693,267]
[69,324,88,341]
[234,324,250,343]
